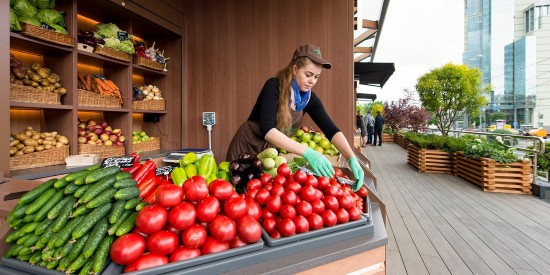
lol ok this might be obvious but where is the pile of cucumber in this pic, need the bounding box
[4,164,146,274]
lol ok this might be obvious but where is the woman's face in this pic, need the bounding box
[293,60,322,92]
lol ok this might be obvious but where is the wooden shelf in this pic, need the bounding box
[132,64,169,76]
[131,109,168,114]
[10,102,75,110]
[10,32,74,54]
[77,106,130,113]
[77,50,130,67]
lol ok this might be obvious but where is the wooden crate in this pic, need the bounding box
[382,133,394,143]
[132,138,160,153]
[78,144,125,159]
[455,152,532,195]
[10,146,69,170]
[407,145,453,174]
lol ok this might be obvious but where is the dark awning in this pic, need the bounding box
[354,62,395,88]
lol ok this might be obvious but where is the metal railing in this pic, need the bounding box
[447,130,546,184]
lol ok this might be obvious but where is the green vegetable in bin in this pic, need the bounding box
[10,8,21,31]
[184,164,198,178]
[218,161,230,173]
[36,0,56,9]
[13,0,36,18]
[217,171,230,181]
[180,152,198,167]
[171,167,187,186]
[18,16,41,27]
[37,9,66,28]
[198,155,216,179]
[206,174,217,184]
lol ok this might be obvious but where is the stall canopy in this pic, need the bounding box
[354,62,395,88]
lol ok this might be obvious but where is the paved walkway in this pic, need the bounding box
[362,143,550,275]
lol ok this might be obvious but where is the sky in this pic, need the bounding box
[357,0,466,103]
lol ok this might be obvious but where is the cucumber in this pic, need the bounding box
[124,197,141,210]
[35,226,54,250]
[35,218,54,235]
[110,200,126,224]
[23,213,36,223]
[52,197,76,232]
[107,210,131,235]
[114,187,140,200]
[65,169,91,182]
[67,254,87,274]
[5,228,26,243]
[92,235,114,273]
[74,176,86,186]
[57,256,71,272]
[47,195,72,220]
[136,201,150,211]
[83,217,109,258]
[25,188,57,215]
[33,189,64,222]
[66,233,89,263]
[23,221,39,233]
[72,203,112,239]
[47,231,60,250]
[23,234,40,247]
[85,166,120,184]
[64,182,79,195]
[18,179,56,205]
[10,203,30,219]
[29,251,42,265]
[86,163,101,171]
[18,246,33,256]
[114,178,137,189]
[46,259,59,269]
[10,244,25,258]
[5,244,22,258]
[54,215,85,248]
[86,188,117,209]
[116,212,138,236]
[79,260,94,275]
[116,171,132,180]
[42,247,55,261]
[9,219,24,229]
[74,184,91,199]
[18,253,32,261]
[54,239,74,260]
[71,204,92,218]
[16,234,33,245]
[53,177,69,189]
[80,176,116,203]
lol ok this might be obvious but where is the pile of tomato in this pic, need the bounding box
[109,176,263,272]
[244,164,368,238]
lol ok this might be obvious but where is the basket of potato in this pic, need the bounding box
[10,127,70,170]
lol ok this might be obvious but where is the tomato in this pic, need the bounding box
[230,191,240,199]
[261,208,275,220]
[281,190,297,206]
[209,215,236,242]
[295,201,313,217]
[273,175,287,186]
[263,182,273,191]
[270,184,285,196]
[270,230,281,239]
[322,196,339,212]
[348,206,362,221]
[335,208,350,224]
[169,246,201,263]
[168,202,196,230]
[110,233,146,265]
[317,176,330,191]
[131,227,148,239]
[315,189,323,199]
[260,173,272,185]
[223,197,248,220]
[299,185,316,202]
[277,163,291,177]
[237,216,262,243]
[293,215,309,233]
[285,180,301,193]
[163,224,181,236]
[124,253,168,273]
[341,184,353,194]
[307,213,324,230]
[293,170,307,183]
[246,188,259,199]
[146,230,179,255]
[155,184,184,208]
[279,205,296,219]
[246,179,262,191]
[329,177,339,186]
[182,224,207,248]
[183,176,209,201]
[278,219,296,237]
[266,195,282,213]
[321,210,337,227]
[244,197,262,221]
[195,196,220,223]
[230,235,249,248]
[136,205,168,234]
[333,168,344,177]
[255,189,270,205]
[208,179,234,201]
[305,175,318,188]
[201,236,230,255]
[338,194,354,210]
[262,217,277,234]
[324,185,340,197]
[310,199,326,214]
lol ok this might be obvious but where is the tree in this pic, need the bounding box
[490,111,506,123]
[416,63,487,136]
[408,106,431,132]
[383,98,409,131]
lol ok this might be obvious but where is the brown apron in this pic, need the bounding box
[226,111,304,161]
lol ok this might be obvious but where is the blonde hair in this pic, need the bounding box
[275,57,310,135]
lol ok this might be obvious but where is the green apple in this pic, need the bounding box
[291,136,298,141]
[319,139,331,150]
[312,133,323,144]
[295,129,304,137]
[300,133,312,143]
[308,140,317,149]
[300,142,308,147]
[314,146,324,154]
[325,149,334,156]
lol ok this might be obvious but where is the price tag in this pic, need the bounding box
[101,156,136,168]
[156,165,174,176]
[117,31,130,41]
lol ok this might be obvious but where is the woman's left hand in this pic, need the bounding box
[348,156,364,192]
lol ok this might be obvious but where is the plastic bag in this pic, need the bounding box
[10,8,22,31]
[12,0,37,18]
[36,9,65,27]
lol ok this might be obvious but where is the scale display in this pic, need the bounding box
[203,112,216,126]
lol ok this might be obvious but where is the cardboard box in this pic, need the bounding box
[77,43,94,53]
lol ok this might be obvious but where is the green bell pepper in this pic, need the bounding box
[198,155,215,179]
[171,167,187,186]
[216,171,230,181]
[218,161,230,173]
[184,164,198,178]
[179,152,198,167]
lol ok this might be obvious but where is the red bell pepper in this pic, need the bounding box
[133,160,156,184]
[122,153,141,172]
[143,179,170,204]
[140,176,164,199]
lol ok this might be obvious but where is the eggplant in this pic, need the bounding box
[230,160,240,172]
[231,174,242,185]
[239,152,251,162]
[251,157,263,169]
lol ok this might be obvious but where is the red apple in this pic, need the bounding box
[96,140,103,144]
[78,137,87,144]
[100,133,110,141]
[78,129,86,137]
[110,135,118,142]
[103,131,112,136]
[100,122,108,128]
[104,126,113,132]
[115,141,124,146]
[118,136,126,142]
[86,119,97,126]
[104,140,113,146]
[86,125,95,132]
[86,140,96,144]
[112,128,122,136]
[86,133,98,141]
[78,122,86,129]
[93,127,104,135]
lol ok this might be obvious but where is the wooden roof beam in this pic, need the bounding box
[354,53,372,62]
[362,19,378,30]
[353,29,377,46]
[354,47,372,54]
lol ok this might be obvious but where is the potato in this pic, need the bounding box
[31,81,39,87]
[31,133,40,140]
[24,130,32,137]
[14,151,24,156]
[42,140,53,146]
[29,73,41,82]
[35,145,45,151]
[44,136,55,141]
[23,139,38,147]
[26,126,33,131]
[57,135,69,145]
[15,143,25,150]
[14,133,27,141]
[43,132,52,137]
[10,147,17,156]
[44,144,52,150]
[55,142,64,148]
[53,82,61,88]
[22,146,35,154]
[9,139,20,147]
[37,139,43,145]
[51,131,58,137]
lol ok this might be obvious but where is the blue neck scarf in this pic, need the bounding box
[290,79,311,112]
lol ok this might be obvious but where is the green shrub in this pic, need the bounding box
[528,142,550,173]
[462,141,518,163]
[487,129,518,145]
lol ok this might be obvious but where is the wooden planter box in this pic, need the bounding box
[407,145,453,174]
[455,152,532,195]
[394,134,409,149]
[382,133,394,143]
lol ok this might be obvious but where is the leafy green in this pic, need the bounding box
[10,8,22,31]
[18,15,41,27]
[36,0,55,9]
[288,157,308,173]
[50,24,67,34]
[36,9,65,28]
[95,23,120,39]
[462,141,518,163]
[487,129,518,146]
[118,40,135,54]
[13,0,37,18]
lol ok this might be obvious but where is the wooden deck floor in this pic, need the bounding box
[363,143,550,275]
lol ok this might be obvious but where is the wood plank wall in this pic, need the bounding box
[183,0,355,162]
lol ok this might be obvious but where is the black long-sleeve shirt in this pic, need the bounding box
[248,78,340,140]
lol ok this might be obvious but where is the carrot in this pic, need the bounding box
[78,72,87,90]
[85,74,92,91]
[104,80,119,92]
[95,78,111,93]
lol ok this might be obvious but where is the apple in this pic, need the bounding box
[300,133,312,143]
[78,137,87,144]
[300,125,309,133]
[100,133,110,141]
[87,133,98,142]
[86,140,96,144]
[104,126,113,132]
[103,131,112,136]
[118,136,126,142]
[295,129,304,137]
[96,140,103,144]
[86,119,97,126]
[115,141,124,146]
[112,128,122,136]
[78,122,86,129]
[86,125,95,132]
[104,140,113,146]
[312,133,323,144]
[78,129,86,137]
[93,127,104,135]
[100,122,108,128]
[110,135,118,142]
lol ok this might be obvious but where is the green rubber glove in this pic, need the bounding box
[303,148,335,178]
[348,156,364,192]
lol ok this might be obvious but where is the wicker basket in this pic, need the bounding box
[78,89,122,108]
[10,145,69,170]
[10,84,61,105]
[94,45,131,62]
[78,144,125,159]
[132,99,165,111]
[132,138,161,153]
[20,23,75,47]
[134,56,164,71]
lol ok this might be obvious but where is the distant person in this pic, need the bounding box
[356,111,367,147]
[373,111,384,146]
[365,112,374,145]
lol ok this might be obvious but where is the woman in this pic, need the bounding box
[226,44,364,191]
[356,111,367,147]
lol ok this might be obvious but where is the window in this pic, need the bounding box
[526,5,550,32]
